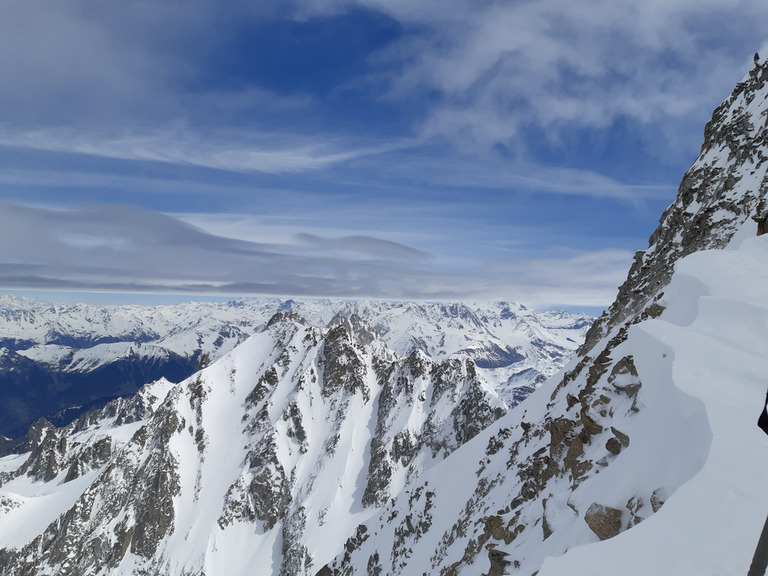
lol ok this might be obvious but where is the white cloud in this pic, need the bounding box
[0,127,403,174]
[361,0,768,155]
[0,0,762,309]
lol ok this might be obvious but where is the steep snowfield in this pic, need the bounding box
[537,233,768,575]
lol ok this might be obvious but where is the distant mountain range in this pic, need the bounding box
[0,296,591,439]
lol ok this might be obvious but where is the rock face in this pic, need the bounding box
[0,313,506,576]
[584,503,623,541]
[581,58,768,354]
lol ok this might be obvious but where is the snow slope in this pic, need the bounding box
[318,225,768,576]
[537,233,768,575]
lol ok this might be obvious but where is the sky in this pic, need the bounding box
[0,0,766,313]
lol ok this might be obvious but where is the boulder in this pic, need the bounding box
[584,503,623,541]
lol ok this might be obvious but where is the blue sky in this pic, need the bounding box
[0,0,766,312]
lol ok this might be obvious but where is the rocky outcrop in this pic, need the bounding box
[584,503,623,541]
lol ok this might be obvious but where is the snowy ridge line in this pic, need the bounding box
[0,297,591,439]
[320,56,768,575]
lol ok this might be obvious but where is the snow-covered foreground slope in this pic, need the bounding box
[537,235,768,575]
[323,236,768,576]
[0,297,589,438]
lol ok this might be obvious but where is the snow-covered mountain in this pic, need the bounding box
[1,51,766,576]
[0,297,590,438]
[0,312,507,575]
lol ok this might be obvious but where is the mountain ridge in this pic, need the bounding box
[0,311,508,575]
[320,55,768,574]
[0,298,590,439]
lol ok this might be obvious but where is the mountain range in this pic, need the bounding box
[0,297,590,439]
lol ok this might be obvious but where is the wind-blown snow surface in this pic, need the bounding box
[536,233,768,575]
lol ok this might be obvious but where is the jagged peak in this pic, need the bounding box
[326,311,379,347]
[266,310,308,328]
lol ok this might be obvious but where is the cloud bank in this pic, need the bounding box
[0,0,764,170]
[0,203,630,308]
[0,0,765,309]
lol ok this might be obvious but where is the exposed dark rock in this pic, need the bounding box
[580,412,603,436]
[321,324,369,402]
[280,507,312,576]
[605,437,623,455]
[327,313,378,347]
[267,311,308,327]
[611,427,630,448]
[584,503,623,541]
[651,490,666,513]
[485,547,512,576]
